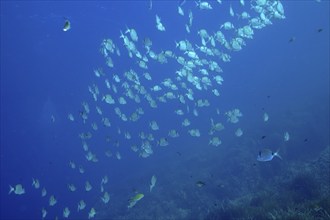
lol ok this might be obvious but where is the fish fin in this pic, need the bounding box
[9,185,14,194]
[275,153,282,160]
[275,149,282,160]
[125,25,130,34]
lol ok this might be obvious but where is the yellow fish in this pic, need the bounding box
[130,193,144,202]
[128,193,144,208]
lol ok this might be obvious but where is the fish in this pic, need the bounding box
[9,184,25,195]
[41,208,47,219]
[101,192,110,204]
[179,0,186,6]
[85,181,92,191]
[32,178,40,189]
[229,4,234,17]
[63,207,70,218]
[88,208,96,219]
[51,115,55,123]
[284,132,290,141]
[67,113,74,121]
[77,200,86,212]
[257,149,282,162]
[41,187,47,197]
[226,108,243,123]
[149,0,152,10]
[49,195,57,206]
[68,184,76,192]
[158,138,169,146]
[101,175,108,185]
[150,175,157,192]
[196,181,206,187]
[196,1,212,10]
[128,193,144,208]
[178,6,184,16]
[263,112,269,122]
[235,128,243,137]
[288,37,296,43]
[209,137,221,147]
[63,19,71,32]
[155,15,165,31]
[69,161,76,169]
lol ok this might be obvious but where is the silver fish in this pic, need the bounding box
[257,149,282,162]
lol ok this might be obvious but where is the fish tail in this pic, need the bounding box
[275,149,283,160]
[125,25,129,33]
[8,185,14,194]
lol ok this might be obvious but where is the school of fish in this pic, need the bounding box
[9,1,291,219]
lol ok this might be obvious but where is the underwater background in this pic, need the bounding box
[1,1,329,220]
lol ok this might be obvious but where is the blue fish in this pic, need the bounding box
[257,149,282,162]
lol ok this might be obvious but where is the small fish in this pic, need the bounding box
[128,193,144,208]
[32,178,40,189]
[9,184,25,195]
[131,193,144,202]
[85,181,92,191]
[257,149,282,162]
[284,132,290,141]
[63,19,71,32]
[63,207,70,218]
[41,208,47,219]
[77,200,86,212]
[288,37,296,43]
[149,175,157,192]
[196,181,206,188]
[101,192,110,204]
[49,195,57,206]
[149,0,152,10]
[317,28,323,33]
[51,115,55,123]
[41,187,47,197]
[263,113,269,122]
[261,135,266,139]
[88,208,96,219]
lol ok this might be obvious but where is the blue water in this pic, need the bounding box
[1,1,329,220]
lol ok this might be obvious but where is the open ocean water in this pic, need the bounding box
[1,1,329,220]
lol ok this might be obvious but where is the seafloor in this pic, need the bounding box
[92,142,329,220]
